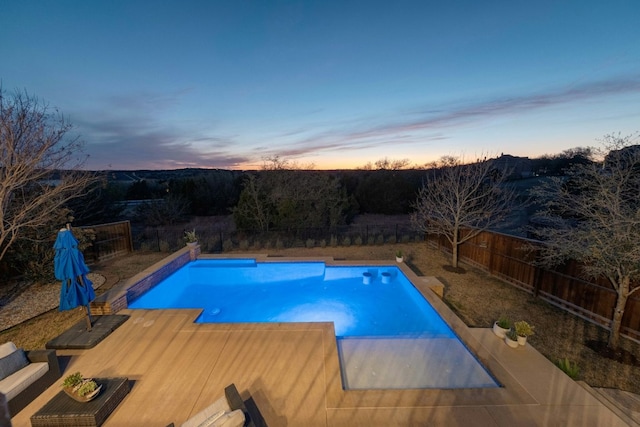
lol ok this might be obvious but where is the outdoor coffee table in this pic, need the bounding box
[31,377,129,427]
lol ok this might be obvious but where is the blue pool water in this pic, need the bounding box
[129,259,453,338]
[128,259,499,389]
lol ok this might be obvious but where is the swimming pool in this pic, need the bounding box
[128,259,498,390]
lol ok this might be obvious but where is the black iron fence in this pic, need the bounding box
[133,222,423,254]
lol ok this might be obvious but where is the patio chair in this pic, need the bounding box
[170,383,267,427]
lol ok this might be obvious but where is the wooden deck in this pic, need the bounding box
[11,308,629,426]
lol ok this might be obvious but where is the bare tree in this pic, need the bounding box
[374,157,411,170]
[531,133,640,349]
[411,155,518,268]
[0,89,96,263]
[359,157,411,170]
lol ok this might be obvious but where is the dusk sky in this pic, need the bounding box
[2,1,639,170]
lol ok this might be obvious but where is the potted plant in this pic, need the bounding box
[504,329,519,348]
[514,320,534,346]
[492,315,510,338]
[62,372,101,402]
[184,229,198,247]
[395,250,404,263]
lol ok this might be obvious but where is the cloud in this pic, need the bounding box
[74,91,248,170]
[276,74,640,159]
[74,74,640,169]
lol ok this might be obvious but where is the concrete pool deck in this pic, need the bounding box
[10,253,631,426]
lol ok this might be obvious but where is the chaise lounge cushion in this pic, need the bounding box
[0,361,50,401]
[175,384,266,427]
[181,394,245,427]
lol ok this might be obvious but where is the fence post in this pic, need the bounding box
[125,221,134,252]
[533,265,541,297]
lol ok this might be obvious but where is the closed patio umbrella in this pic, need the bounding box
[54,227,95,331]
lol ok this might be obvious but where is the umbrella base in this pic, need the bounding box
[45,315,129,350]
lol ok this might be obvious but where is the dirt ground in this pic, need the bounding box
[2,242,639,395]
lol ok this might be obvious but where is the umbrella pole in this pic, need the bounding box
[85,305,93,331]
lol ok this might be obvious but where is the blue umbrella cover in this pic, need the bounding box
[54,229,95,329]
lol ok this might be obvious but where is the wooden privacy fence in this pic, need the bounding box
[80,220,133,262]
[426,230,640,341]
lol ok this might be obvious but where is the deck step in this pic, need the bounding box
[577,381,640,426]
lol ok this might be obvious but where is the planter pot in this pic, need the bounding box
[493,322,509,338]
[396,256,404,263]
[64,381,102,402]
[504,336,519,348]
[186,242,198,248]
[517,335,527,346]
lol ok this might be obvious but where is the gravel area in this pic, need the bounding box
[0,273,105,332]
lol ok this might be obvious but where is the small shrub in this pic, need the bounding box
[183,229,198,244]
[367,235,375,245]
[77,380,97,397]
[387,235,397,244]
[320,239,327,248]
[496,315,511,329]
[514,321,534,337]
[62,372,83,388]
[376,234,385,245]
[139,241,154,251]
[204,236,219,252]
[239,239,250,251]
[158,240,170,252]
[330,235,338,247]
[275,238,285,250]
[342,236,351,247]
[222,239,234,252]
[354,236,363,246]
[305,238,315,248]
[401,234,411,243]
[556,358,580,379]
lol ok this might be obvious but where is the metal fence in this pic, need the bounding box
[132,222,424,254]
